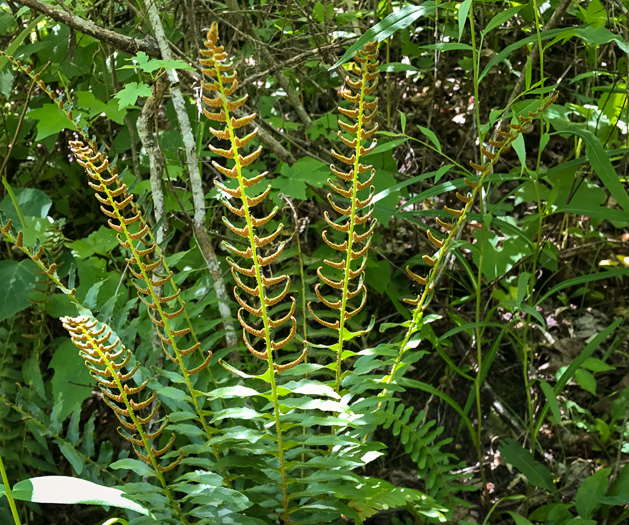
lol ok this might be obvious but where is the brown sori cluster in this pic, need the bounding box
[68,140,210,375]
[308,41,380,331]
[405,92,560,309]
[200,23,306,372]
[61,315,182,472]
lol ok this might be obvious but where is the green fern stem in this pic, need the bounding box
[335,77,371,392]
[200,23,301,521]
[61,316,188,525]
[310,41,379,394]
[216,73,290,519]
[0,450,21,525]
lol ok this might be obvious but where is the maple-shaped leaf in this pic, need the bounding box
[114,82,152,109]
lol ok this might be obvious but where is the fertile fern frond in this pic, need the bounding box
[61,316,182,472]
[404,92,559,312]
[200,22,304,373]
[68,140,212,376]
[308,40,380,392]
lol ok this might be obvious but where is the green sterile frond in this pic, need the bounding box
[60,315,180,471]
[201,23,298,364]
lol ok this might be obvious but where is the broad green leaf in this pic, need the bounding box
[575,369,596,395]
[68,226,121,258]
[331,3,437,69]
[10,476,151,516]
[50,338,94,421]
[499,438,555,491]
[0,259,39,322]
[76,91,126,125]
[271,156,327,200]
[0,188,52,227]
[575,468,610,519]
[609,464,629,499]
[27,104,73,140]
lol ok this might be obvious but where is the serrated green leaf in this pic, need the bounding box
[114,82,152,109]
[28,104,73,140]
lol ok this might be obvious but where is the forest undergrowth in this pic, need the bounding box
[1,1,629,524]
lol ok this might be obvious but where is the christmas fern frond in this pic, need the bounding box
[308,40,380,393]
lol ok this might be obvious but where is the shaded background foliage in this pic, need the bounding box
[1,0,629,523]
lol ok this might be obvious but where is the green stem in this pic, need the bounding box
[334,50,375,394]
[0,450,22,525]
[468,4,483,145]
[468,1,489,502]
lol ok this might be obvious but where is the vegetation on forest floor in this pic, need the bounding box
[1,1,629,524]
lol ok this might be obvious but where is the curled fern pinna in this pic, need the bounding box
[200,23,306,372]
[308,40,380,391]
[61,315,188,522]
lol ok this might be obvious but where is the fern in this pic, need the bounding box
[309,40,380,393]
[60,317,184,508]
[382,92,559,391]
[199,22,308,522]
